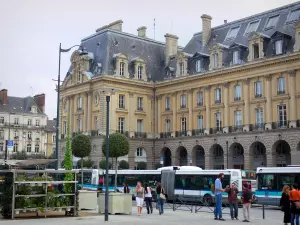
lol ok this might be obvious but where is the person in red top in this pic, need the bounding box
[241,183,254,222]
[290,184,300,225]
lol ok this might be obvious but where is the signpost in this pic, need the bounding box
[7,140,13,152]
[160,156,164,165]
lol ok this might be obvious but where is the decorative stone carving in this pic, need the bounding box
[265,74,272,81]
[243,78,250,85]
[223,82,229,88]
[288,70,296,77]
[129,92,134,98]
[205,85,211,91]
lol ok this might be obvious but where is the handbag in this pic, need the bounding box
[295,201,300,209]
[160,188,166,200]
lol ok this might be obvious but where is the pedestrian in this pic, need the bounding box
[144,183,154,214]
[225,183,239,220]
[290,184,300,225]
[123,182,130,193]
[241,183,254,222]
[156,183,166,215]
[214,173,225,221]
[135,181,145,216]
[280,185,291,225]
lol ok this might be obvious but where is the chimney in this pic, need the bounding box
[201,14,212,47]
[165,33,179,65]
[96,20,123,32]
[34,93,45,113]
[224,20,227,24]
[137,26,147,37]
[0,89,8,105]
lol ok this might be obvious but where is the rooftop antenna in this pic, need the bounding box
[153,18,156,40]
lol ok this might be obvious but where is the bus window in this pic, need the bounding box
[258,174,275,190]
[277,174,300,190]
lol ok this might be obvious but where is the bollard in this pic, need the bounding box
[262,204,265,219]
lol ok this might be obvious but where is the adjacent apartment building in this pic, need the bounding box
[0,89,48,159]
[59,2,300,170]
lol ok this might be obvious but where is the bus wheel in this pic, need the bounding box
[203,195,212,206]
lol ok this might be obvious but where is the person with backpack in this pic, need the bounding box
[241,183,254,222]
[225,183,239,220]
[214,173,225,221]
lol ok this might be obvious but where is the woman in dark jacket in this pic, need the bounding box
[280,185,290,225]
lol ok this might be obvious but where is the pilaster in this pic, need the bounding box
[129,92,135,136]
[265,75,273,130]
[172,92,177,136]
[87,90,92,132]
[188,89,193,136]
[157,95,162,134]
[223,82,229,133]
[205,86,211,134]
[243,78,250,131]
[288,70,297,128]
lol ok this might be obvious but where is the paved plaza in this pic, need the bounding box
[0,206,284,225]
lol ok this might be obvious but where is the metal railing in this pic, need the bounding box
[211,127,223,134]
[134,132,147,138]
[160,132,172,138]
[233,125,243,132]
[192,129,205,136]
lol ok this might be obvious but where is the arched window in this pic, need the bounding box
[35,144,40,153]
[27,144,32,153]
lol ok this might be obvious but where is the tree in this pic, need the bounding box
[77,159,93,168]
[11,151,27,160]
[99,159,112,169]
[63,119,73,194]
[72,134,91,188]
[136,161,147,170]
[154,163,162,169]
[102,133,129,190]
[119,160,129,170]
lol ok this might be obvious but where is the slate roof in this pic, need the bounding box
[0,96,45,115]
[67,1,300,82]
[45,119,56,132]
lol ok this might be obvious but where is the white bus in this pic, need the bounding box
[256,167,300,206]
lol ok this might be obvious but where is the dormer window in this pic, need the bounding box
[196,60,202,72]
[31,106,37,113]
[179,62,184,76]
[137,66,143,80]
[77,73,82,83]
[120,62,125,76]
[244,20,260,36]
[275,40,283,55]
[253,44,259,59]
[265,15,279,30]
[226,26,240,41]
[286,8,300,24]
[233,51,239,65]
[213,53,218,68]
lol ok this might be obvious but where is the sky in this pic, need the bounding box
[0,0,298,119]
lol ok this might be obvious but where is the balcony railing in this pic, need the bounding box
[180,104,186,109]
[117,130,129,137]
[91,130,98,137]
[192,129,205,136]
[134,132,147,138]
[234,97,241,101]
[233,125,243,132]
[165,107,170,111]
[14,136,19,140]
[175,131,187,137]
[253,123,265,131]
[297,120,300,128]
[118,105,125,109]
[211,127,223,134]
[276,121,288,129]
[277,90,285,95]
[136,107,143,111]
[255,93,262,98]
[160,132,172,138]
[197,102,203,107]
[215,99,221,104]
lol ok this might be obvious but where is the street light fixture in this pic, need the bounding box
[55,43,88,170]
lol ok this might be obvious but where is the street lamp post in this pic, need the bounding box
[226,141,229,169]
[55,43,87,170]
[5,112,15,164]
[104,95,110,222]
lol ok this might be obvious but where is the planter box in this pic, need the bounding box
[78,190,98,210]
[98,193,132,215]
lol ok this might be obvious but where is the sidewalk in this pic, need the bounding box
[0,207,283,225]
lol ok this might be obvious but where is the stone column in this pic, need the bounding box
[147,95,153,138]
[288,70,297,128]
[157,96,161,135]
[188,89,193,136]
[205,86,211,134]
[243,79,250,131]
[129,92,135,137]
[223,82,229,133]
[265,75,273,130]
[87,91,92,132]
[172,92,177,137]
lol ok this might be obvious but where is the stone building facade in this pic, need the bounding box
[59,3,300,169]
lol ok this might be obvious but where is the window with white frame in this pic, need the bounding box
[216,112,222,130]
[278,105,287,127]
[118,117,125,133]
[244,20,260,36]
[165,97,171,111]
[198,115,204,130]
[14,118,19,125]
[35,144,39,153]
[13,143,18,152]
[180,95,186,108]
[14,130,18,138]
[0,130,3,138]
[165,119,171,133]
[137,119,143,133]
[275,40,283,55]
[137,97,143,111]
[28,119,32,126]
[234,111,242,126]
[77,119,82,132]
[52,135,56,142]
[94,116,98,129]
[0,117,4,124]
[277,77,285,94]
[265,15,279,30]
[136,147,143,157]
[120,62,125,76]
[213,53,218,68]
[27,144,31,153]
[196,60,202,72]
[181,117,187,132]
[253,44,259,59]
[137,66,143,80]
[234,85,241,101]
[287,9,300,23]
[119,95,125,108]
[255,108,264,126]
[179,62,184,75]
[77,96,82,110]
[215,88,222,104]
[35,119,40,127]
[226,26,240,40]
[77,73,82,83]
[233,50,239,64]
[63,121,67,134]
[197,91,203,106]
[28,131,32,139]
[0,142,3,151]
[254,81,262,97]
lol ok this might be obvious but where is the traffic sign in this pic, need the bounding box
[160,156,164,164]
[7,140,13,152]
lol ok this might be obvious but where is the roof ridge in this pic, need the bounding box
[193,1,300,37]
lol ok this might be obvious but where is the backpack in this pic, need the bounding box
[211,183,215,194]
